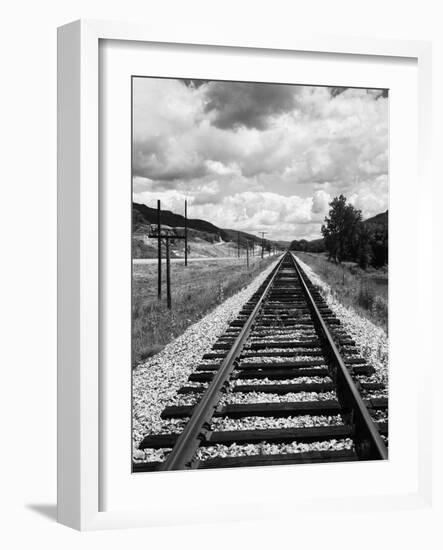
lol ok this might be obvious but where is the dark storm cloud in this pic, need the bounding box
[181,79,210,89]
[330,87,388,100]
[204,81,297,130]
[329,87,349,98]
[364,89,389,100]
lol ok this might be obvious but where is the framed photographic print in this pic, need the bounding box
[130,76,389,472]
[57,19,433,530]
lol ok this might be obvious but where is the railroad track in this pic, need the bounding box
[134,252,388,472]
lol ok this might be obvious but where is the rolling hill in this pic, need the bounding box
[133,202,223,238]
[363,210,388,229]
[132,202,289,259]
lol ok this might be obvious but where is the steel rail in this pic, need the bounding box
[159,254,286,471]
[290,253,388,460]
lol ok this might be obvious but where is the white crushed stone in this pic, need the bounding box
[362,390,388,399]
[169,393,200,407]
[140,448,172,462]
[147,418,189,435]
[182,381,209,389]
[210,414,344,431]
[239,356,326,365]
[196,438,354,461]
[198,358,221,365]
[132,258,280,458]
[370,410,388,422]
[243,350,324,359]
[294,255,388,387]
[355,374,385,385]
[250,330,316,340]
[220,391,337,405]
[234,376,332,386]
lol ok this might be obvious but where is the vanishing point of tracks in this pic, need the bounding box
[134,252,388,472]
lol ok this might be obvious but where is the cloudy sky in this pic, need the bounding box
[133,77,388,241]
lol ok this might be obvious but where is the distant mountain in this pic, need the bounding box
[363,210,388,228]
[221,228,275,247]
[133,202,289,248]
[133,202,224,237]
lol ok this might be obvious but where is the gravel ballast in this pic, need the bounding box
[195,439,354,461]
[210,414,344,431]
[220,391,337,405]
[133,258,279,459]
[239,356,326,364]
[234,376,333,386]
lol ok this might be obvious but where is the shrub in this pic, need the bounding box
[356,283,375,310]
[371,295,388,324]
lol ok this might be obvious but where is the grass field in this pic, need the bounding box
[294,252,388,332]
[132,256,277,366]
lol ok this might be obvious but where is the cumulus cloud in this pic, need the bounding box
[132,77,388,241]
[348,175,389,219]
[312,190,331,215]
[137,190,322,241]
[205,160,240,176]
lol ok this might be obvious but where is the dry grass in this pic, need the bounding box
[295,252,388,332]
[132,256,276,366]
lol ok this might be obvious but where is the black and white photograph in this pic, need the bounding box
[131,77,389,472]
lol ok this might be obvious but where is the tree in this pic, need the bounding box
[356,224,373,269]
[321,195,362,263]
[370,223,388,267]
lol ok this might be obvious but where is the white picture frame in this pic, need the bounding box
[57,19,433,531]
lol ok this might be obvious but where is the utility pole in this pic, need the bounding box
[237,232,240,258]
[259,232,268,259]
[165,238,171,309]
[148,200,186,310]
[246,240,249,269]
[157,200,161,299]
[184,199,188,267]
